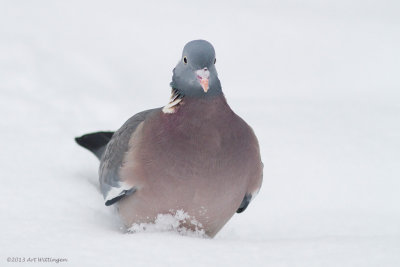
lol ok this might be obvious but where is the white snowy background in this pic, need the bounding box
[1,0,399,266]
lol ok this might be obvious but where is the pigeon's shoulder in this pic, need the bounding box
[99,108,161,205]
[228,110,260,144]
[229,110,263,195]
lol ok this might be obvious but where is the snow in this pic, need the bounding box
[128,209,206,238]
[1,0,399,266]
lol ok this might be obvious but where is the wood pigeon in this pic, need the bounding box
[75,40,263,237]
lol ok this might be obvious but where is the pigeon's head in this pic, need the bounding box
[171,40,222,97]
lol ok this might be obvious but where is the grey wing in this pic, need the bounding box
[236,193,252,213]
[236,162,263,213]
[99,108,160,206]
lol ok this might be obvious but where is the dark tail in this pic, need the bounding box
[75,131,114,160]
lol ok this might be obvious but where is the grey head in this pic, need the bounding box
[170,40,222,97]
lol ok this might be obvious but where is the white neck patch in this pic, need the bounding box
[162,90,183,114]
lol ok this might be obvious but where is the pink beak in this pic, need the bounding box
[196,68,210,93]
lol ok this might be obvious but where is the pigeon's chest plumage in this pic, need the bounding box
[134,97,255,184]
[118,96,262,237]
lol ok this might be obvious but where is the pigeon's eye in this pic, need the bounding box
[214,58,216,64]
[183,56,188,64]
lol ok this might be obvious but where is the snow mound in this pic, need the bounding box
[127,210,207,238]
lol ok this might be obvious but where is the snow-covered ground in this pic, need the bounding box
[1,1,399,266]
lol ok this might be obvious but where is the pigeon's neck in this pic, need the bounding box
[162,87,226,114]
[162,88,184,114]
[182,95,232,117]
[168,96,232,124]
[159,94,236,143]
